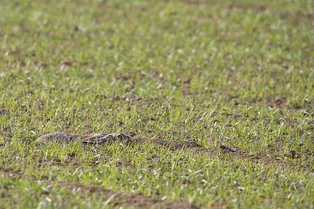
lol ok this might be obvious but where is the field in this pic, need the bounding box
[0,0,314,208]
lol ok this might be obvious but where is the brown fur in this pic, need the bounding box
[37,133,131,144]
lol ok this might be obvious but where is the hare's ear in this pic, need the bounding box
[119,133,132,143]
[116,133,124,140]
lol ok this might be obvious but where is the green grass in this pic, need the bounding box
[0,0,314,208]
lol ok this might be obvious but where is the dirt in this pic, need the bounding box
[51,182,198,209]
[182,0,314,24]
[2,133,312,207]
[33,132,314,172]
[149,138,313,172]
[150,139,207,151]
[35,132,242,156]
[0,167,199,209]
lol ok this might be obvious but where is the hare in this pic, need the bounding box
[36,132,131,144]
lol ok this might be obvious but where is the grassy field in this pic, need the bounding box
[0,0,314,208]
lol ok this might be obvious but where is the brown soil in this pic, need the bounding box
[33,132,313,172]
[183,0,314,23]
[0,167,199,209]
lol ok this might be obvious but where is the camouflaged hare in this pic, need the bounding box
[36,132,132,145]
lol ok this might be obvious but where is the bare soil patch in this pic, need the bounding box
[182,0,314,24]
[33,133,313,172]
[0,167,199,209]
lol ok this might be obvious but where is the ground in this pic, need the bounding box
[0,0,313,208]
